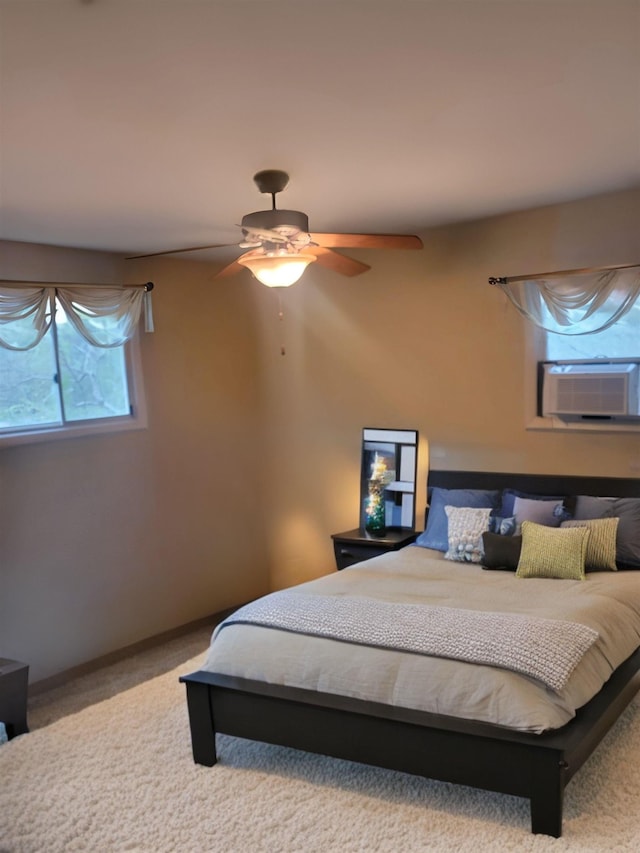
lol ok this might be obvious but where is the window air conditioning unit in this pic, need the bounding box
[542,362,640,421]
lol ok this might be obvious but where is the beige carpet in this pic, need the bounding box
[2,626,640,853]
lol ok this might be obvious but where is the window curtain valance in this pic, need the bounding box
[0,281,154,351]
[490,264,640,335]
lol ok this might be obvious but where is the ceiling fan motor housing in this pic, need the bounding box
[241,209,310,233]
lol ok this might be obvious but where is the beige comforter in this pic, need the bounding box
[202,546,640,733]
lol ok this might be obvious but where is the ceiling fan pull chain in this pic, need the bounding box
[278,291,286,356]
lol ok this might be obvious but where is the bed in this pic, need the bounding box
[180,470,640,837]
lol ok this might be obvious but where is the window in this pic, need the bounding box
[0,289,148,446]
[496,267,640,432]
[527,302,640,432]
[544,300,640,361]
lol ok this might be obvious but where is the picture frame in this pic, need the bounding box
[359,428,418,534]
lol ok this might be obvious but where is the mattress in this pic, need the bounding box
[202,546,640,733]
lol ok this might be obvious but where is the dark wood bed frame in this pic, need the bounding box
[180,470,640,837]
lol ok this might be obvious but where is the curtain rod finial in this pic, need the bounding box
[145,282,154,291]
[488,277,507,285]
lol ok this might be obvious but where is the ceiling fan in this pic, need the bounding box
[127,170,423,287]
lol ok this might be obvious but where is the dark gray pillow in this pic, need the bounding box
[481,532,522,571]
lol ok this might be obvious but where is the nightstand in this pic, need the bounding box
[331,528,417,570]
[0,658,29,739]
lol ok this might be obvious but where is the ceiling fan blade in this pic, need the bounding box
[309,247,371,277]
[310,233,423,250]
[213,258,244,279]
[126,243,236,260]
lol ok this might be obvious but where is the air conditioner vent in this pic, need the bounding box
[542,363,640,420]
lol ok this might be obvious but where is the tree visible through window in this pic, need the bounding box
[0,299,131,432]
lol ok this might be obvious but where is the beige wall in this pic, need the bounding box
[1,186,639,679]
[0,241,269,681]
[255,188,640,590]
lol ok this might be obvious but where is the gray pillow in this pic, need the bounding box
[512,496,564,528]
[574,495,640,568]
[500,489,565,517]
[611,499,640,568]
[574,495,616,520]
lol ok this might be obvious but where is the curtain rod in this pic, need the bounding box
[488,262,640,286]
[0,279,154,290]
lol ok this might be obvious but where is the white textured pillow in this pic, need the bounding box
[444,506,492,563]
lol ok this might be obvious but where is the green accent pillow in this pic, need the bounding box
[516,521,590,580]
[561,517,619,571]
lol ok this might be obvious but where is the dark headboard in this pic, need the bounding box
[426,470,640,499]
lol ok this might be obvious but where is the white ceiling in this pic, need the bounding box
[1,0,639,262]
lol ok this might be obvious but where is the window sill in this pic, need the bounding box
[526,415,640,434]
[0,411,147,449]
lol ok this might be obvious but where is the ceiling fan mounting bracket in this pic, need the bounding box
[253,170,290,196]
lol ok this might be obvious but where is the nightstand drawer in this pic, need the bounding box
[333,542,388,570]
[331,528,417,570]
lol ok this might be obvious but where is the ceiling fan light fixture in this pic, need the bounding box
[237,251,317,287]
